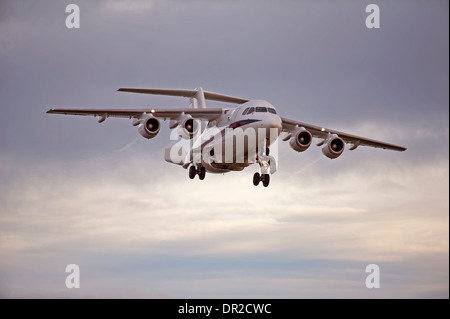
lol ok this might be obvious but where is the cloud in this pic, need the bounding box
[0,143,447,297]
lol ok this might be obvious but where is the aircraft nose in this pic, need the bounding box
[262,117,282,136]
[270,117,282,131]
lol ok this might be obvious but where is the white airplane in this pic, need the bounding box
[47,87,406,187]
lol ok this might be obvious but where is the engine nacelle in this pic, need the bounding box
[177,118,199,139]
[289,128,312,152]
[322,135,345,159]
[138,116,160,139]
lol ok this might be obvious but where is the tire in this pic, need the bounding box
[253,172,260,186]
[262,174,270,187]
[199,167,206,180]
[266,147,270,156]
[189,166,196,179]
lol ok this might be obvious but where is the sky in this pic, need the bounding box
[0,0,448,298]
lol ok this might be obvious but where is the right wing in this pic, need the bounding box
[46,107,224,121]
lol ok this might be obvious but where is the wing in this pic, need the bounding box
[46,107,224,121]
[281,117,406,152]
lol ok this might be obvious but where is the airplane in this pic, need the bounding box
[47,87,406,187]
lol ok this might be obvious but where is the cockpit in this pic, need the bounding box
[242,106,277,115]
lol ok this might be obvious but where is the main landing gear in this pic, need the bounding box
[252,144,277,187]
[253,172,270,187]
[189,165,206,180]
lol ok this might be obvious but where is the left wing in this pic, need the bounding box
[46,108,224,121]
[282,117,406,152]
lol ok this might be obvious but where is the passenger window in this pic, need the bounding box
[242,107,249,115]
[247,107,255,114]
[268,108,277,114]
[256,106,267,112]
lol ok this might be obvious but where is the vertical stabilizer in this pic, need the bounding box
[195,87,207,109]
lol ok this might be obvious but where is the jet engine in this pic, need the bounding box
[322,135,345,159]
[289,128,312,152]
[177,117,199,139]
[138,116,161,139]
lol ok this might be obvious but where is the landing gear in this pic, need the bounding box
[189,166,196,179]
[253,172,270,187]
[262,173,270,187]
[188,165,206,180]
[253,172,260,186]
[199,166,206,180]
[252,141,276,187]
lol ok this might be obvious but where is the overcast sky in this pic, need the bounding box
[0,0,448,298]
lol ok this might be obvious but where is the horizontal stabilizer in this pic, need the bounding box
[117,88,249,104]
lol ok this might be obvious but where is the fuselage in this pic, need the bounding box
[196,100,282,173]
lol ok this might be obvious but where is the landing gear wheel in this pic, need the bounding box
[253,172,261,186]
[189,166,196,179]
[199,167,206,180]
[266,147,270,156]
[262,174,270,187]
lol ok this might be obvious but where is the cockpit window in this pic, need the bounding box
[247,107,255,114]
[242,107,249,115]
[255,106,267,113]
[267,108,277,114]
